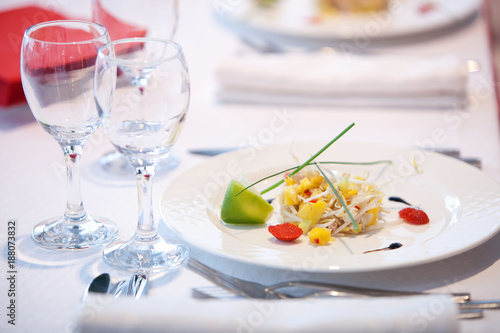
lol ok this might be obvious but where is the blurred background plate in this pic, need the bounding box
[215,0,481,48]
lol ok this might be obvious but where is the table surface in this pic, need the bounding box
[1,0,499,332]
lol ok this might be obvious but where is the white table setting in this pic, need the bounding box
[1,0,500,332]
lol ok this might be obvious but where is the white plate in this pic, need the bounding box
[161,141,500,272]
[216,0,480,46]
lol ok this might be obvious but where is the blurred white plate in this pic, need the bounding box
[215,0,480,47]
[161,141,500,272]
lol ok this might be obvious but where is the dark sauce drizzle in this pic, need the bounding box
[363,242,403,254]
[388,196,412,206]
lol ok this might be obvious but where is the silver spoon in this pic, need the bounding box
[84,273,127,301]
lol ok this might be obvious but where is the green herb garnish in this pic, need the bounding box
[314,162,359,232]
[234,159,391,197]
[258,122,355,195]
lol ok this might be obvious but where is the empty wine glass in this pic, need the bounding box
[20,20,118,250]
[91,0,180,181]
[94,38,190,271]
[92,0,178,40]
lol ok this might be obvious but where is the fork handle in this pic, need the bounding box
[266,281,470,302]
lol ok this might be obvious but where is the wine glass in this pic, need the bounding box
[92,0,178,40]
[94,38,190,271]
[20,20,118,250]
[91,0,180,181]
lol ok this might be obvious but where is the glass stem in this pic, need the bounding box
[62,145,87,222]
[135,165,158,241]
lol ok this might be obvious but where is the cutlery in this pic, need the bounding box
[191,285,488,309]
[84,272,148,300]
[187,258,470,302]
[126,272,149,299]
[84,273,128,301]
[191,286,483,320]
[188,258,499,316]
[192,286,241,300]
[188,148,236,156]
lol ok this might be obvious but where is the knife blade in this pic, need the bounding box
[188,148,236,156]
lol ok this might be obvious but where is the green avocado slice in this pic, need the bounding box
[220,180,274,225]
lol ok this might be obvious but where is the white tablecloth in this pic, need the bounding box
[0,0,499,332]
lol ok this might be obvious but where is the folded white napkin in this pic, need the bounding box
[78,294,459,332]
[216,52,468,108]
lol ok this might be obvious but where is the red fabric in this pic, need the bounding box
[23,26,101,75]
[0,4,148,108]
[0,6,67,106]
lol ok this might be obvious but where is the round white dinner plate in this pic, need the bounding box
[161,141,500,272]
[215,0,480,46]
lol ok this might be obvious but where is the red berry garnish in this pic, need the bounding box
[268,223,303,241]
[398,208,430,225]
[419,2,435,14]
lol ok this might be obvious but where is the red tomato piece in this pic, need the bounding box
[419,2,435,14]
[398,208,430,225]
[268,223,303,241]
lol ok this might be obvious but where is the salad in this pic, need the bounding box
[278,166,386,236]
[219,123,429,247]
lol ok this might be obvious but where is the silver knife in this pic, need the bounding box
[188,148,236,156]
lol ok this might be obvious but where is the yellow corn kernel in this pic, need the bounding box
[308,227,331,245]
[297,199,327,225]
[298,177,312,194]
[309,188,320,197]
[310,174,324,187]
[366,206,380,227]
[338,175,349,193]
[285,176,296,186]
[318,0,339,15]
[353,223,363,233]
[345,185,358,197]
[283,186,299,205]
[342,223,363,233]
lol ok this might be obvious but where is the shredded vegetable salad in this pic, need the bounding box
[278,166,386,235]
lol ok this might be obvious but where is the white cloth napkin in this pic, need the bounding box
[78,294,459,332]
[216,52,468,108]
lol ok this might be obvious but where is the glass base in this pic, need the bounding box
[103,235,190,272]
[32,215,118,250]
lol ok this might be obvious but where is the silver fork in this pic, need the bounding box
[192,286,241,300]
[188,259,500,318]
[187,258,470,302]
[126,273,149,299]
[191,285,484,320]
